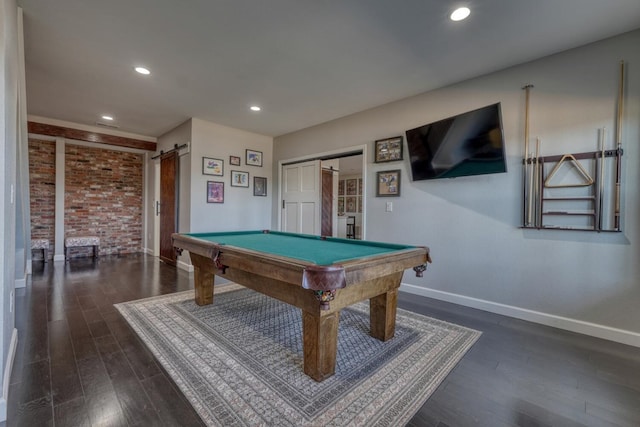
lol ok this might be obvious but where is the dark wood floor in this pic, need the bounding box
[4,254,640,426]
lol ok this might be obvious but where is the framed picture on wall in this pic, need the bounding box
[206,181,224,203]
[376,170,401,197]
[230,155,241,166]
[203,157,224,176]
[338,180,345,196]
[338,197,345,214]
[253,177,267,196]
[246,149,263,167]
[346,179,358,195]
[374,136,403,163]
[231,170,249,187]
[345,196,357,212]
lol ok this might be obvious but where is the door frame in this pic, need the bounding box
[277,143,368,239]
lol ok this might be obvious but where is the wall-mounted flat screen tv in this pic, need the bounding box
[405,103,507,181]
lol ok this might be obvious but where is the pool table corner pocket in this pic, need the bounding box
[302,265,347,310]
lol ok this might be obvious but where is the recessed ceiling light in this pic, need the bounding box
[450,7,471,21]
[134,66,151,75]
[250,106,261,112]
[101,115,114,121]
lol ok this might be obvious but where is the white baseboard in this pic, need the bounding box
[142,247,154,255]
[177,259,194,273]
[0,328,18,421]
[26,262,32,276]
[400,283,640,348]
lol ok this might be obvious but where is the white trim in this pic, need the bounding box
[177,259,194,273]
[276,143,367,238]
[0,329,18,421]
[14,277,26,289]
[143,247,154,255]
[54,138,65,259]
[400,283,640,348]
[142,155,148,253]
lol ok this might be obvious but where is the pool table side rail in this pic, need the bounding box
[173,233,429,288]
[171,234,219,260]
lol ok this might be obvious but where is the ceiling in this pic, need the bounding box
[18,0,640,138]
[339,155,364,176]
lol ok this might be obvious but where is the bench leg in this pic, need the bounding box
[94,245,99,260]
[43,248,48,263]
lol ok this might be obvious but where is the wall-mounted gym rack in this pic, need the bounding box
[521,61,625,232]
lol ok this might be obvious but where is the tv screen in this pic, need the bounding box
[405,103,507,181]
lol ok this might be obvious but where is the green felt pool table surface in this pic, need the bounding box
[185,230,416,266]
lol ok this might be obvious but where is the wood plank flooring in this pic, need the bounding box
[4,254,640,426]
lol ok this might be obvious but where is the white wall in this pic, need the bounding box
[153,118,274,269]
[0,0,22,419]
[273,30,640,345]
[189,118,273,233]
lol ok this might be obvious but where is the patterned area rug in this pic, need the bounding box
[116,285,481,426]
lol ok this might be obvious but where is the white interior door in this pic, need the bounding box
[281,160,321,234]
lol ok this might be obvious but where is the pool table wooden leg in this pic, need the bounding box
[189,253,216,305]
[369,272,403,341]
[302,310,340,382]
[370,289,398,341]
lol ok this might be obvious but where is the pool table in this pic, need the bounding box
[172,230,431,382]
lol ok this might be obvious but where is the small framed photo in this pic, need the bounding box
[253,176,267,196]
[203,157,224,176]
[206,181,224,203]
[246,149,263,167]
[230,155,241,166]
[376,170,401,197]
[346,179,358,195]
[338,180,345,196]
[374,136,403,163]
[231,170,249,187]
[346,196,357,212]
[338,197,344,214]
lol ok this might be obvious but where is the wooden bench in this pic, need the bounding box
[65,236,100,261]
[31,239,50,263]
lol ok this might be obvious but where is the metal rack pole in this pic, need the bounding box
[522,84,534,227]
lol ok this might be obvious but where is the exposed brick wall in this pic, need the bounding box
[29,139,56,260]
[65,144,143,257]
